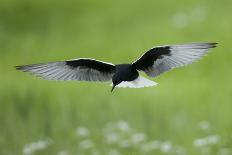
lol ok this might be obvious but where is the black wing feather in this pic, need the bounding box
[66,59,115,73]
[132,46,171,70]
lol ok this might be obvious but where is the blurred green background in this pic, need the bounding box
[0,0,232,154]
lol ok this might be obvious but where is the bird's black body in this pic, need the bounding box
[111,64,139,91]
[114,64,139,82]
[16,42,217,92]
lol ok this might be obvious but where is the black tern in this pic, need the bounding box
[16,42,217,92]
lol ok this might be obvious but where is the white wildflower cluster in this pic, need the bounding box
[103,120,146,147]
[140,140,186,155]
[193,121,230,155]
[22,139,52,155]
[74,121,187,154]
[21,120,228,155]
[103,120,185,154]
[79,139,94,150]
[76,126,90,137]
[76,126,94,152]
[193,135,220,155]
[194,135,220,147]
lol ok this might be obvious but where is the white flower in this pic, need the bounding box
[193,135,220,147]
[193,138,208,147]
[23,139,52,155]
[117,120,130,132]
[131,133,147,145]
[160,141,172,153]
[207,135,220,144]
[79,139,93,150]
[76,126,90,137]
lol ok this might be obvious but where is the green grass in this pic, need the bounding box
[0,0,232,154]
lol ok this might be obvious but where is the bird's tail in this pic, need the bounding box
[110,76,157,88]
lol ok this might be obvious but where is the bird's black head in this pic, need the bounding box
[111,76,122,92]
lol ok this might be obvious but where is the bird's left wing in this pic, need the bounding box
[16,58,116,82]
[132,43,217,77]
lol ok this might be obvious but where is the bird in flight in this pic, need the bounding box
[16,42,217,92]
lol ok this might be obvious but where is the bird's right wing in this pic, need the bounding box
[132,43,217,77]
[16,58,116,82]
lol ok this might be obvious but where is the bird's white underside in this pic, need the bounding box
[111,76,157,88]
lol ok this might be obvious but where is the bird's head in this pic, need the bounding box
[111,76,121,92]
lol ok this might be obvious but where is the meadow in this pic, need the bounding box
[0,0,232,154]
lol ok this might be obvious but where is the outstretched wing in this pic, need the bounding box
[16,58,116,82]
[132,43,217,77]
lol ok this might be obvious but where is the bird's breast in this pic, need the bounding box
[114,64,139,82]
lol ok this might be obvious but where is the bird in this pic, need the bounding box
[16,42,217,92]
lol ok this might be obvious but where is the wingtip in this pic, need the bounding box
[15,65,28,71]
[15,65,23,70]
[194,42,218,49]
[204,42,218,49]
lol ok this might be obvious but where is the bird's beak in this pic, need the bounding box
[111,84,116,92]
